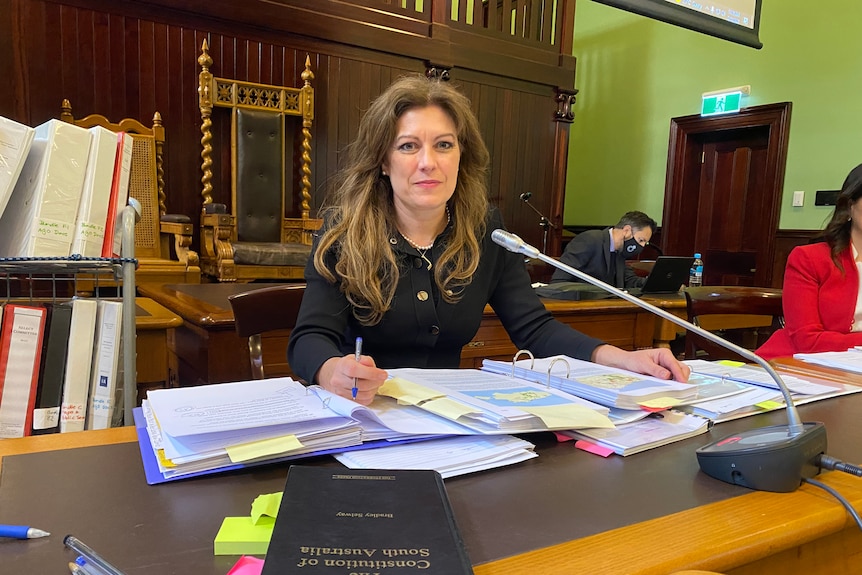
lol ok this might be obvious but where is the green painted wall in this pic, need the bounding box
[565,0,862,230]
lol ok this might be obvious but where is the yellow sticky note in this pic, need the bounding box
[156,449,176,468]
[755,400,784,410]
[421,397,481,421]
[638,397,684,410]
[717,360,746,367]
[225,434,304,463]
[214,516,275,556]
[251,492,283,525]
[522,405,615,430]
[379,377,445,405]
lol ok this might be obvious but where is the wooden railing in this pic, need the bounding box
[188,0,578,87]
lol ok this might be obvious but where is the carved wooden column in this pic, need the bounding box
[549,87,577,256]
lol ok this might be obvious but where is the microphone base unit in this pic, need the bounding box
[696,422,827,493]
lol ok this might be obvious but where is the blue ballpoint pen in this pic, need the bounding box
[74,555,109,575]
[64,535,127,575]
[352,336,363,400]
[69,560,100,575]
[0,524,50,539]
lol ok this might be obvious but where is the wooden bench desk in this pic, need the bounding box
[3,360,862,574]
[138,283,685,384]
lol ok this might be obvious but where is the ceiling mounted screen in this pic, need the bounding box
[592,0,763,49]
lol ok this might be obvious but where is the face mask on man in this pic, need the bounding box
[623,233,644,259]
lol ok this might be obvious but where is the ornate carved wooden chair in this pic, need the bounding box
[684,286,784,361]
[197,39,321,282]
[60,100,200,284]
[228,284,305,379]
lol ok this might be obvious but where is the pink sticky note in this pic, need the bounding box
[554,431,574,443]
[227,555,265,575]
[574,440,615,457]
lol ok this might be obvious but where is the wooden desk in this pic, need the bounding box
[134,297,183,397]
[138,283,289,384]
[138,283,683,384]
[3,371,862,574]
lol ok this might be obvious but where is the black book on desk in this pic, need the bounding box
[261,466,474,575]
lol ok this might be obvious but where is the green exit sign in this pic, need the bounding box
[701,91,742,116]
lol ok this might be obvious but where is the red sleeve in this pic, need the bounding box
[783,246,862,353]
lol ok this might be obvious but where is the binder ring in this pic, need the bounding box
[307,385,331,408]
[546,357,570,388]
[511,349,535,377]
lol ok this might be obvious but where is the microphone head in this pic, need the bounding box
[519,192,532,201]
[491,229,540,258]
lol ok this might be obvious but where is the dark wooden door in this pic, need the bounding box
[661,103,792,287]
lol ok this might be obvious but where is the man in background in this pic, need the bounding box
[550,211,657,289]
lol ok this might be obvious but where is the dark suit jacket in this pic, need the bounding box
[550,228,646,289]
[288,209,604,384]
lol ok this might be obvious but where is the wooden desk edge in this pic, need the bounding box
[135,297,184,330]
[3,427,859,575]
[0,427,137,474]
[138,284,236,327]
[474,471,861,575]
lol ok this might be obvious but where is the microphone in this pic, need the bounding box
[519,192,532,201]
[491,228,827,493]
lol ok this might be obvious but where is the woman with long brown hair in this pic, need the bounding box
[288,76,687,404]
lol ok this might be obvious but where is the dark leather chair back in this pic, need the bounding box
[235,108,284,243]
[684,286,783,361]
[228,284,305,379]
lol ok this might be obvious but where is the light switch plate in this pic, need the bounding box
[792,190,804,207]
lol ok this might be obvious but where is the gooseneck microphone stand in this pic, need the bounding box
[519,192,556,255]
[492,228,828,493]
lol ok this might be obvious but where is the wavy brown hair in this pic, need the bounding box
[314,76,490,325]
[823,163,862,273]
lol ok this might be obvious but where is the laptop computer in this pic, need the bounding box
[629,256,695,295]
[535,255,694,300]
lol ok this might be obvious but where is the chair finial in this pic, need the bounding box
[301,55,314,85]
[60,99,73,122]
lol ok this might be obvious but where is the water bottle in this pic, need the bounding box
[689,253,704,287]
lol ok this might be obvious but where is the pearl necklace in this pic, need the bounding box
[398,206,451,270]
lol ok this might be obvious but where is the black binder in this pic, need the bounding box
[261,466,474,574]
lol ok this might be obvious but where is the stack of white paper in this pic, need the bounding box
[563,410,711,456]
[794,349,862,374]
[383,367,614,433]
[482,356,702,410]
[143,378,363,479]
[680,359,862,422]
[334,435,537,478]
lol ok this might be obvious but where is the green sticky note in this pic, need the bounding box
[251,492,283,524]
[215,492,283,556]
[214,516,275,556]
[717,360,746,367]
[755,400,784,410]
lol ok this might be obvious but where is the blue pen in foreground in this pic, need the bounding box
[64,534,127,575]
[0,524,50,539]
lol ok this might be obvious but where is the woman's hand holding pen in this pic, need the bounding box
[317,354,388,405]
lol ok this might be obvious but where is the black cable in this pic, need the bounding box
[802,477,862,532]
[818,454,862,477]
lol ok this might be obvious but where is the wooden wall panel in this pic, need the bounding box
[772,230,821,288]
[2,0,572,258]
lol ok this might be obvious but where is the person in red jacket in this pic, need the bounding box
[757,163,862,359]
